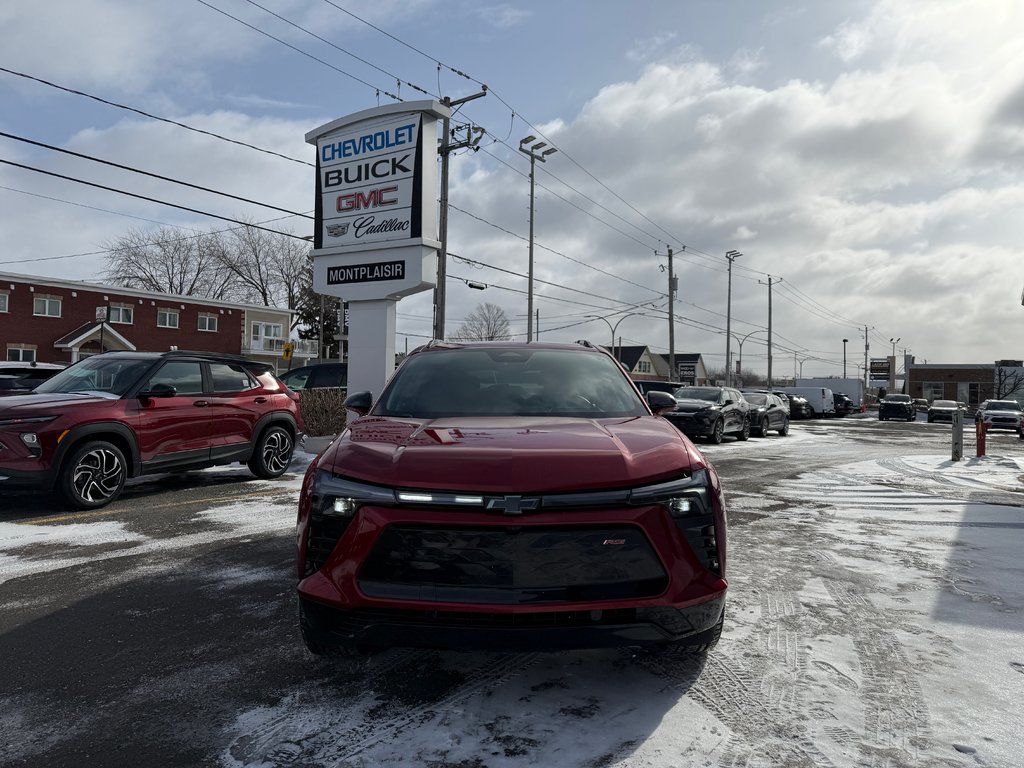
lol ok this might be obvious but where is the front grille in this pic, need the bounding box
[358,524,667,604]
[674,514,720,575]
[304,515,352,576]
[333,606,641,632]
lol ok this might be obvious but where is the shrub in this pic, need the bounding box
[299,388,347,437]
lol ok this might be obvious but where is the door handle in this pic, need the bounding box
[194,400,209,407]
[254,396,268,404]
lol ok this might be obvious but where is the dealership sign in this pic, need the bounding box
[869,358,890,376]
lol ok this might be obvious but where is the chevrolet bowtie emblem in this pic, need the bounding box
[486,495,541,515]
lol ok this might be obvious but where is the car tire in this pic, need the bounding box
[248,425,294,479]
[708,419,724,444]
[907,415,915,422]
[58,440,128,510]
[777,418,789,436]
[736,419,750,441]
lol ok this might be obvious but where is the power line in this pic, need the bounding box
[0,131,313,220]
[0,158,310,241]
[0,66,313,167]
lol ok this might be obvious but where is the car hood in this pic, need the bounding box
[321,415,700,493]
[0,392,118,413]
[672,398,718,413]
[981,409,1021,416]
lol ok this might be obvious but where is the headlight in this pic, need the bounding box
[629,469,712,518]
[0,415,57,428]
[310,470,397,518]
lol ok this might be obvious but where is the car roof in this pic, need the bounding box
[0,361,66,371]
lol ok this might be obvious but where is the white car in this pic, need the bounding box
[974,399,1023,431]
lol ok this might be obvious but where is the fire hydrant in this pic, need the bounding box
[976,419,987,457]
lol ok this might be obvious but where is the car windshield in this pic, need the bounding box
[743,393,767,405]
[673,387,721,402]
[986,401,1021,411]
[884,395,911,402]
[34,357,154,397]
[933,400,957,408]
[374,347,647,418]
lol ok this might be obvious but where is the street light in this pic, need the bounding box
[732,329,767,382]
[724,250,742,385]
[586,313,642,361]
[843,338,849,377]
[519,136,558,342]
[890,337,900,357]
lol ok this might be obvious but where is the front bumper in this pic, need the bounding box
[299,593,727,652]
[662,412,716,436]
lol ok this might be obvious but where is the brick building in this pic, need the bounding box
[0,271,305,369]
[905,363,996,406]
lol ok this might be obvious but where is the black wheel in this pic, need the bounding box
[879,415,886,421]
[777,418,789,436]
[58,440,127,510]
[248,425,294,478]
[708,419,724,444]
[907,415,915,422]
[298,598,360,658]
[735,419,750,441]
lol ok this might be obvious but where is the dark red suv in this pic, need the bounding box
[0,351,303,509]
[296,341,728,656]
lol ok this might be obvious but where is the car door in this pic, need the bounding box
[134,360,214,469]
[767,395,784,429]
[205,361,263,461]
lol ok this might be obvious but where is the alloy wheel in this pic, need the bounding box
[262,430,293,474]
[73,448,125,503]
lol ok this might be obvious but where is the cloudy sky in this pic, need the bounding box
[2,0,1023,378]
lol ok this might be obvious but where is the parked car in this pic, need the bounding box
[664,385,750,443]
[279,362,347,391]
[296,341,728,656]
[975,399,1023,431]
[778,386,835,418]
[833,392,855,417]
[786,394,813,419]
[913,398,930,412]
[741,392,790,436]
[927,399,961,423]
[0,351,303,509]
[878,394,916,421]
[0,361,66,396]
[634,380,683,396]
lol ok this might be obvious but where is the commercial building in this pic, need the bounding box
[903,362,1024,406]
[0,271,311,369]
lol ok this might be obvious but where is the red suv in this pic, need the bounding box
[0,351,303,509]
[296,341,728,656]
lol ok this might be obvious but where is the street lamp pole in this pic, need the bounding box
[519,136,558,342]
[734,329,767,382]
[587,313,641,361]
[725,250,742,385]
[843,338,849,378]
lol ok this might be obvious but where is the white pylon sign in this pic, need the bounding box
[305,100,451,397]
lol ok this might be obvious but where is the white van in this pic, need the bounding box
[779,386,835,418]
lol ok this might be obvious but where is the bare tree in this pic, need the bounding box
[451,303,511,341]
[994,366,1024,399]
[102,227,236,299]
[220,222,313,330]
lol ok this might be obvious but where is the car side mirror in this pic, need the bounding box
[344,390,373,417]
[647,390,678,415]
[139,382,177,398]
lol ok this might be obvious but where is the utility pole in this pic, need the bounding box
[667,246,676,381]
[864,325,870,396]
[520,136,558,341]
[759,275,782,387]
[433,88,487,341]
[843,338,849,378]
[725,250,742,386]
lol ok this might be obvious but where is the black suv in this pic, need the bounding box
[878,394,916,421]
[664,386,750,443]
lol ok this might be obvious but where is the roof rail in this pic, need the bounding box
[162,349,259,363]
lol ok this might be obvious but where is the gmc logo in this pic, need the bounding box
[336,186,398,213]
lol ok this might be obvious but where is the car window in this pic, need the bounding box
[35,357,153,396]
[375,348,647,418]
[674,387,721,401]
[744,393,767,405]
[308,364,346,388]
[933,400,957,407]
[884,395,911,402]
[144,361,204,396]
[986,401,1021,411]
[209,362,256,393]
[280,367,312,391]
